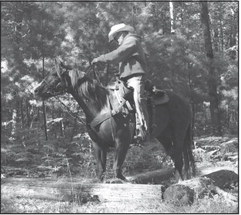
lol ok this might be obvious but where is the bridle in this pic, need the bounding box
[39,66,84,123]
[55,63,70,91]
[41,63,98,97]
[38,63,104,126]
[38,67,69,97]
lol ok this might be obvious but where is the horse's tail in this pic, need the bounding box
[183,124,196,179]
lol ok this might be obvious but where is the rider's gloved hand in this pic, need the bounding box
[91,56,104,65]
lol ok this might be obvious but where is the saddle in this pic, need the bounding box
[90,79,169,132]
[107,79,169,133]
[144,79,169,105]
[108,79,169,108]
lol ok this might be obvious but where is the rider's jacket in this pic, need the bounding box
[96,33,147,79]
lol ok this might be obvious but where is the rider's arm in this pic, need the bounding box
[97,36,137,64]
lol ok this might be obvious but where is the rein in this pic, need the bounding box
[41,64,120,135]
[83,65,116,138]
[84,64,103,87]
[84,64,94,75]
[54,96,86,125]
[54,64,104,128]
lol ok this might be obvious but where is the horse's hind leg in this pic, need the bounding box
[183,141,190,180]
[156,127,173,159]
[172,127,188,182]
[157,129,184,182]
[92,142,107,181]
[184,125,196,178]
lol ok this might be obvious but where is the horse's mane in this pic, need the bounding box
[68,69,109,110]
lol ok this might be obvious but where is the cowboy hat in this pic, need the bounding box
[108,23,135,42]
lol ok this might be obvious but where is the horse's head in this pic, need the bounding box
[34,58,69,99]
[34,58,85,99]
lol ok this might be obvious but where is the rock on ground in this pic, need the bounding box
[163,169,238,206]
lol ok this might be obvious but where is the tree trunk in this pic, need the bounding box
[213,29,219,52]
[220,20,224,54]
[41,46,48,140]
[26,99,31,127]
[200,1,221,136]
[11,109,17,139]
[42,100,48,140]
[229,7,237,60]
[187,63,195,132]
[41,6,48,141]
[37,107,40,127]
[180,2,185,26]
[218,3,224,55]
[169,1,175,33]
[13,2,25,72]
[20,99,24,128]
[161,3,169,34]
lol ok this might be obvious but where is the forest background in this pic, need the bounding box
[1,1,238,179]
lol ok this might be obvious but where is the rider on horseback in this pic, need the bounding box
[91,23,149,142]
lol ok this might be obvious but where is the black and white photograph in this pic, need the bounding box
[1,1,238,213]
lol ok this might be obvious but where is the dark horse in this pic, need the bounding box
[34,59,195,182]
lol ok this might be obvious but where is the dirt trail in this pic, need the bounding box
[1,136,238,213]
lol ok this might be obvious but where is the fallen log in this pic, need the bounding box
[2,178,164,203]
[127,168,175,184]
[2,168,238,207]
[2,167,174,203]
[204,169,238,189]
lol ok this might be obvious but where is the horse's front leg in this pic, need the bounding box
[113,134,130,181]
[92,142,107,182]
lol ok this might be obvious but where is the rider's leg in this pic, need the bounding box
[126,75,149,140]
